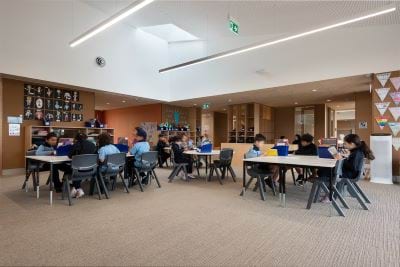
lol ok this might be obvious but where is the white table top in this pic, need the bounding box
[243,155,337,168]
[184,149,221,156]
[27,153,133,162]
[25,155,71,163]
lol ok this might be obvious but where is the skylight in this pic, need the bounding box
[138,24,198,43]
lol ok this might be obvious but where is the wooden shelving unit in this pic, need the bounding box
[227,103,274,143]
[160,104,200,142]
[25,125,114,151]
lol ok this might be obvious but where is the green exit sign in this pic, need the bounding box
[202,103,210,110]
[229,19,239,35]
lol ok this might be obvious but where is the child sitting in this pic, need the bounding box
[246,134,279,190]
[171,135,195,180]
[156,133,170,167]
[294,133,318,184]
[130,127,150,184]
[36,132,68,192]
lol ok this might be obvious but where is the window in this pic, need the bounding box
[295,106,315,136]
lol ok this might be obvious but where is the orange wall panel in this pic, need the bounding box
[103,104,162,145]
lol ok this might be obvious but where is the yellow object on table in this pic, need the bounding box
[265,149,278,156]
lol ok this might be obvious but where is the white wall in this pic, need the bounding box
[167,25,400,100]
[1,1,399,103]
[0,0,169,101]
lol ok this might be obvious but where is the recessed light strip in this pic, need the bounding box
[70,0,154,47]
[159,5,396,73]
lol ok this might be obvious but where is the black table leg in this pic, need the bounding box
[241,161,246,196]
[329,166,345,217]
[205,156,209,174]
[282,166,286,207]
[278,165,283,206]
[49,163,54,206]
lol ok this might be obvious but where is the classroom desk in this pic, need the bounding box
[25,155,71,205]
[242,155,345,216]
[221,143,298,167]
[184,150,220,176]
[26,153,134,205]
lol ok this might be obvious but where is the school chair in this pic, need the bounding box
[335,160,371,210]
[306,159,349,212]
[61,154,100,206]
[99,152,130,197]
[133,151,161,191]
[240,153,275,201]
[168,148,189,183]
[208,149,236,185]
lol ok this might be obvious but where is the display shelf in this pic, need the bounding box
[227,103,273,143]
[25,125,114,150]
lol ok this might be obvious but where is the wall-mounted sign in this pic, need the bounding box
[359,121,368,129]
[7,115,23,124]
[202,103,210,110]
[229,18,239,35]
[9,123,21,136]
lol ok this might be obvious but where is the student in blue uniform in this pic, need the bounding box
[98,132,120,171]
[130,127,150,167]
[36,132,65,192]
[246,134,279,190]
[130,127,150,183]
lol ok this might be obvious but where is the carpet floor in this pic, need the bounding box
[0,167,399,266]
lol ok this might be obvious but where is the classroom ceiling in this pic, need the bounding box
[95,91,160,110]
[93,73,371,110]
[168,74,371,111]
[84,0,400,41]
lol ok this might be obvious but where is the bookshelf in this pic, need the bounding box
[25,125,114,151]
[227,103,274,143]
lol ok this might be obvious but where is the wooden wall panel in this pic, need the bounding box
[314,104,326,140]
[274,107,295,141]
[355,91,372,145]
[213,112,227,148]
[1,78,95,170]
[0,78,3,174]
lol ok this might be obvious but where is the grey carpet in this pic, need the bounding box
[0,168,399,266]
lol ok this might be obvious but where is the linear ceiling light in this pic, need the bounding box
[69,0,154,47]
[159,5,396,73]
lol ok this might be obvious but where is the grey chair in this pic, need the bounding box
[22,150,51,193]
[306,159,349,211]
[240,153,274,201]
[208,149,236,185]
[22,150,40,192]
[335,160,371,210]
[62,154,100,206]
[134,151,161,191]
[153,145,169,168]
[221,148,237,179]
[100,152,130,196]
[168,148,189,182]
